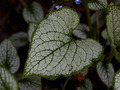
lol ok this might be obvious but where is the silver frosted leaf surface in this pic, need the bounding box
[10,32,28,48]
[114,70,120,90]
[28,23,37,42]
[19,76,42,90]
[101,29,108,40]
[0,39,20,73]
[77,79,93,90]
[107,4,120,47]
[23,2,44,23]
[73,24,89,39]
[0,65,18,90]
[88,0,108,10]
[97,62,114,87]
[22,7,103,78]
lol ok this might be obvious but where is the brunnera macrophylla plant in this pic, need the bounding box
[1,0,120,90]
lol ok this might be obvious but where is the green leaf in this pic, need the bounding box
[0,65,19,90]
[107,4,120,47]
[77,78,93,90]
[73,24,89,39]
[19,76,42,90]
[0,39,20,74]
[113,0,120,6]
[23,1,44,23]
[114,69,120,90]
[28,23,37,42]
[22,7,103,78]
[101,29,108,40]
[10,32,28,48]
[97,62,114,87]
[81,69,88,76]
[88,0,108,10]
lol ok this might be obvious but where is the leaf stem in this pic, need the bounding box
[62,76,72,90]
[19,0,27,8]
[96,11,100,41]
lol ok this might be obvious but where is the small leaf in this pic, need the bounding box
[73,24,89,39]
[88,0,108,10]
[81,69,88,76]
[19,76,42,90]
[23,1,44,23]
[101,29,108,40]
[114,69,120,90]
[10,32,28,48]
[97,62,114,87]
[77,78,93,90]
[0,39,20,73]
[107,4,120,47]
[22,7,103,78]
[0,65,18,90]
[28,23,37,42]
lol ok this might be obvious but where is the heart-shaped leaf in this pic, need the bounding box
[97,62,114,87]
[88,0,108,10]
[0,65,18,90]
[73,24,89,39]
[19,76,42,90]
[0,39,20,73]
[23,1,44,23]
[77,78,93,90]
[28,23,37,42]
[114,69,120,90]
[22,7,103,78]
[10,32,28,48]
[101,29,108,40]
[107,4,120,47]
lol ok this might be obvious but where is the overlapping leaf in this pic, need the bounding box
[0,39,20,73]
[22,7,103,78]
[88,0,108,10]
[107,4,120,47]
[73,24,89,39]
[101,29,108,40]
[19,76,42,90]
[28,23,37,42]
[97,62,114,87]
[10,32,28,48]
[114,70,120,90]
[77,79,93,90]
[23,1,44,23]
[0,65,18,90]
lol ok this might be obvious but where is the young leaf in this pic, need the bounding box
[77,79,93,90]
[0,65,18,90]
[107,4,120,47]
[72,24,89,39]
[22,7,103,78]
[81,69,88,76]
[19,76,42,90]
[88,0,108,10]
[97,62,114,87]
[0,39,20,73]
[114,69,120,90]
[23,1,44,23]
[28,23,37,42]
[10,32,28,48]
[101,29,108,40]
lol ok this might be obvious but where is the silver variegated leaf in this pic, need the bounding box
[101,29,108,40]
[77,79,93,90]
[97,62,114,87]
[0,39,20,73]
[114,70,120,90]
[73,24,89,39]
[10,32,28,48]
[19,76,42,90]
[28,23,37,42]
[23,1,44,23]
[0,65,18,90]
[22,7,103,78]
[88,0,108,10]
[107,4,120,47]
